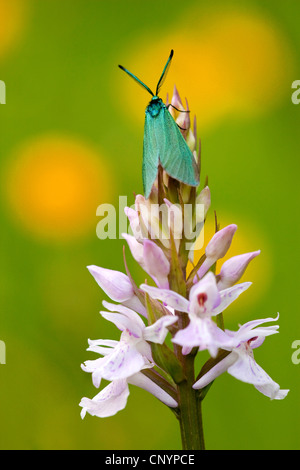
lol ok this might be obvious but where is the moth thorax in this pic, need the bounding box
[147,97,164,118]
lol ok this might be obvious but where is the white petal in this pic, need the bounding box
[86,339,118,356]
[102,301,146,333]
[172,317,231,358]
[94,340,150,381]
[193,352,237,389]
[123,296,148,318]
[122,233,145,267]
[79,379,129,418]
[143,239,170,289]
[100,311,143,338]
[124,206,143,242]
[217,250,260,290]
[128,372,178,408]
[140,284,189,312]
[228,350,289,400]
[211,282,252,316]
[143,315,178,344]
[87,265,134,302]
[255,382,289,400]
[229,314,280,347]
[189,271,221,316]
[194,225,237,281]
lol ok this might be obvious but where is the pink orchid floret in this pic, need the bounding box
[81,301,177,387]
[122,233,170,289]
[141,271,251,357]
[193,315,289,400]
[80,371,178,419]
[217,250,261,290]
[194,224,237,282]
[87,265,147,317]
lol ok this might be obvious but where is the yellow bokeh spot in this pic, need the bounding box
[4,135,114,241]
[189,211,272,320]
[117,8,294,130]
[0,0,28,60]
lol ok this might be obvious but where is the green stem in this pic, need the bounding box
[175,314,205,450]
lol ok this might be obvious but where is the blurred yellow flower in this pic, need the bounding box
[0,0,28,60]
[4,135,114,241]
[118,8,294,130]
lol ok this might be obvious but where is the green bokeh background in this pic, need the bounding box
[0,0,299,450]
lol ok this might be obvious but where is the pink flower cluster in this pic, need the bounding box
[80,87,288,421]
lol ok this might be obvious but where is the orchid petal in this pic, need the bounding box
[189,272,221,316]
[128,372,178,408]
[227,349,289,399]
[255,383,289,400]
[194,224,237,281]
[217,250,260,290]
[100,311,143,338]
[87,265,134,302]
[102,301,146,332]
[122,296,148,318]
[124,206,143,241]
[81,357,106,388]
[193,352,237,389]
[122,233,145,267]
[140,284,189,313]
[86,339,118,356]
[143,239,170,289]
[90,340,151,382]
[211,282,252,316]
[172,317,231,358]
[234,314,279,335]
[143,315,178,344]
[195,186,211,222]
[229,315,280,347]
[79,379,129,418]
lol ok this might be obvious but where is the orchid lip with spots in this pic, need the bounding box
[80,85,289,450]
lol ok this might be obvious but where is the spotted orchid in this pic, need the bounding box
[81,301,177,387]
[80,370,178,419]
[193,315,289,400]
[81,84,289,450]
[141,271,251,357]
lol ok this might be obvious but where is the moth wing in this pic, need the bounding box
[159,108,199,186]
[142,111,160,199]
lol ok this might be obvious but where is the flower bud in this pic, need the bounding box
[217,250,261,290]
[169,85,184,119]
[143,239,170,289]
[87,265,134,302]
[124,206,143,241]
[206,224,237,260]
[195,186,211,225]
[194,224,237,282]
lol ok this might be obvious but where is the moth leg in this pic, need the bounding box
[166,104,190,113]
[177,123,187,131]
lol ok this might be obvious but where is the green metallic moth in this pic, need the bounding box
[119,50,199,199]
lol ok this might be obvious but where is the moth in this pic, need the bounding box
[119,50,199,199]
